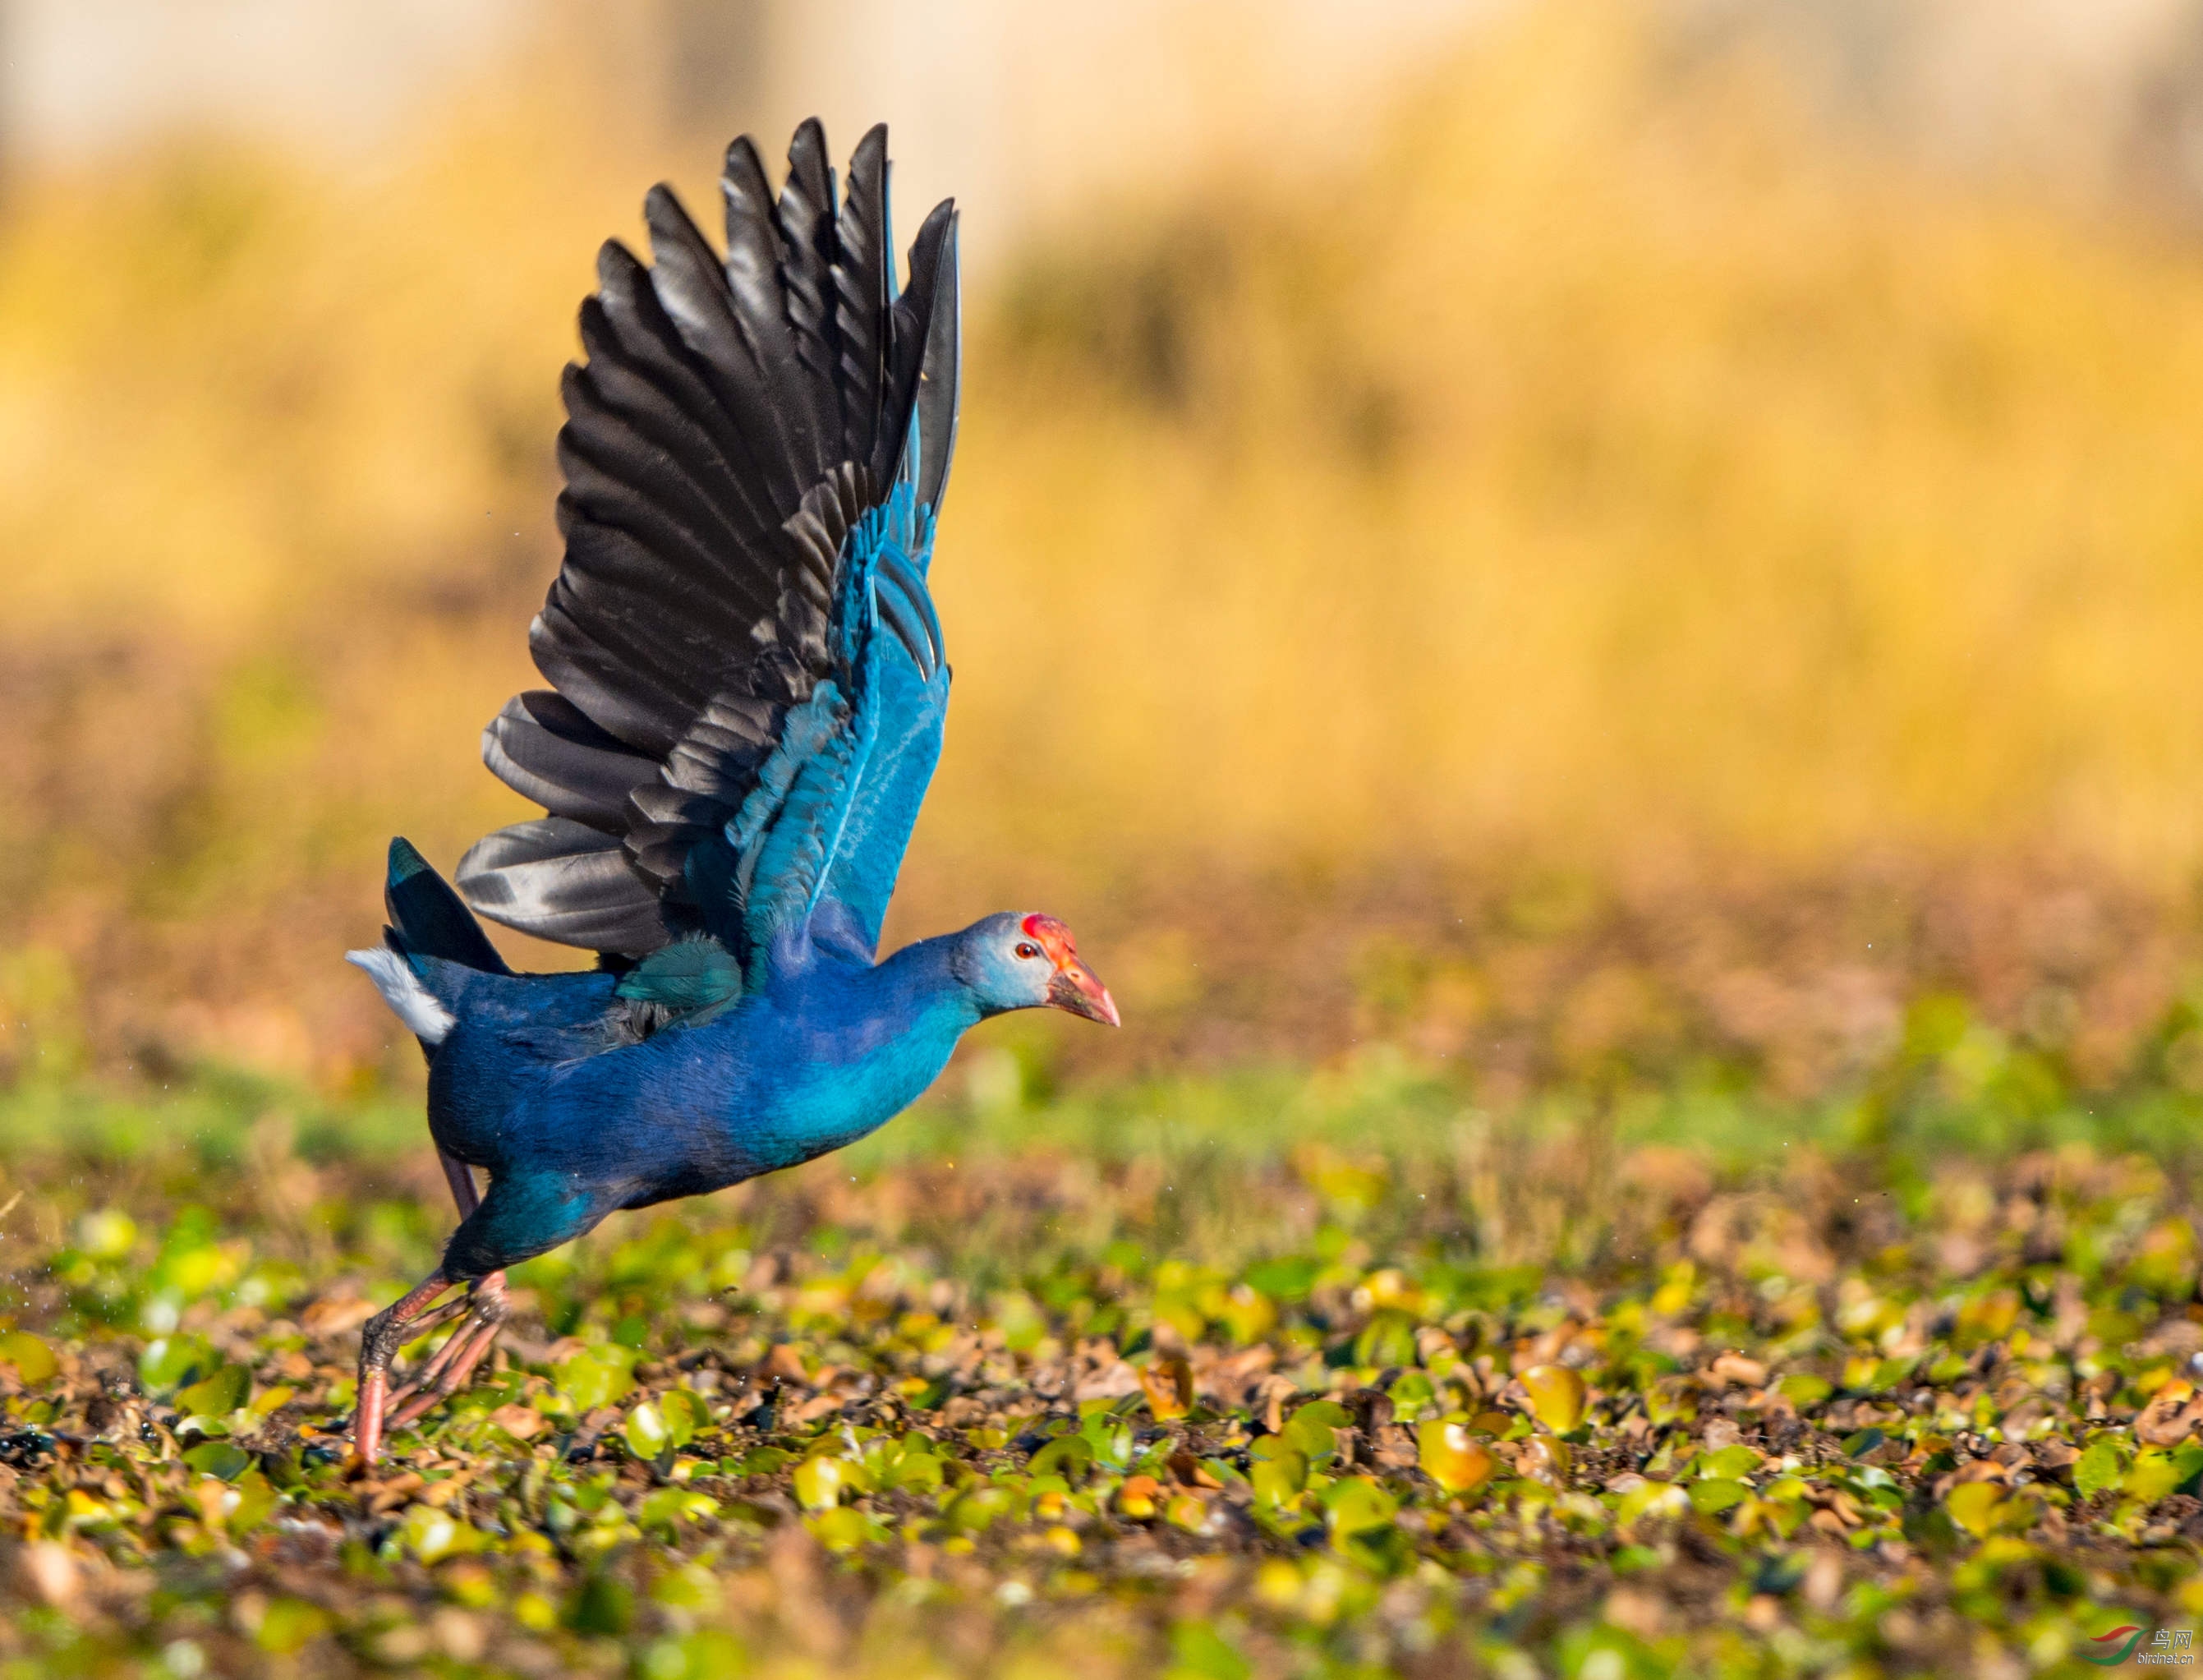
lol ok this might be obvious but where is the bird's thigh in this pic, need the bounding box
[441,1172,617,1280]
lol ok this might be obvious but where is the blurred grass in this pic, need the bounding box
[11,973,2203,1216]
[4,3,2203,1092]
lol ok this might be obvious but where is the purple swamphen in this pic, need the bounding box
[344,120,1116,1465]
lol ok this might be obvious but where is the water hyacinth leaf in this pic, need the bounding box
[2125,1449,2182,1504]
[624,1401,670,1461]
[558,1346,636,1411]
[0,1331,57,1385]
[1872,1358,1916,1393]
[1646,1379,1697,1427]
[658,1388,708,1449]
[568,1574,634,1636]
[1616,1480,1690,1527]
[641,1487,719,1531]
[1250,1450,1308,1505]
[1946,1481,2006,1539]
[2075,1438,2123,1498]
[669,1631,746,1679]
[76,1209,138,1259]
[1419,1420,1497,1495]
[1322,1477,1396,1536]
[650,1564,721,1612]
[1081,1410,1136,1469]
[255,1598,328,1656]
[1688,1479,1749,1515]
[175,1363,250,1418]
[947,1486,1015,1532]
[1166,1491,1211,1531]
[1284,1401,1352,1463]
[1522,1434,1572,1484]
[1244,1256,1321,1301]
[792,1455,847,1511]
[1520,1365,1587,1434]
[402,1504,466,1563]
[1028,1434,1095,1481]
[810,1506,887,1553]
[1388,1371,1437,1410]
[1697,1444,1761,1480]
[231,1472,279,1534]
[1170,1619,1253,1680]
[154,1233,242,1301]
[1217,1283,1276,1343]
[880,1438,945,1492]
[140,1335,216,1392]
[1778,1373,1833,1407]
[182,1442,251,1481]
[1354,1310,1417,1369]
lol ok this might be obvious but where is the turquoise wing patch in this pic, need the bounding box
[719,482,948,970]
[614,935,745,1015]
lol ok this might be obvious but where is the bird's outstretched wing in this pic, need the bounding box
[456,121,959,1010]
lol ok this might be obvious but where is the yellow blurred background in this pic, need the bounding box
[5,0,2203,1098]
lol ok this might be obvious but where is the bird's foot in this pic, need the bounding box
[352,1271,467,1469]
[380,1272,511,1438]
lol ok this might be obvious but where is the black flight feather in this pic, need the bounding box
[832,127,890,473]
[481,692,660,835]
[914,209,961,518]
[770,120,842,467]
[872,200,956,491]
[458,818,683,956]
[460,122,959,966]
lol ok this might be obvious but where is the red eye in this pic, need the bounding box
[1015,941,1042,960]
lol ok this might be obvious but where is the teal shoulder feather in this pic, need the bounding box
[614,934,744,1015]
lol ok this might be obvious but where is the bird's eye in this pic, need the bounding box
[1015,941,1042,960]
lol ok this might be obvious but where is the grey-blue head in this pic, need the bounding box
[951,912,1120,1025]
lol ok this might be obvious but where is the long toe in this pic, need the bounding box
[383,1273,511,1437]
[350,1268,462,1467]
[386,1317,504,1432]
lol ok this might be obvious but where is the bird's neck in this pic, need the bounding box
[872,929,987,1033]
[715,932,978,1177]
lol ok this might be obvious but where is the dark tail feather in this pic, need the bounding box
[384,838,513,975]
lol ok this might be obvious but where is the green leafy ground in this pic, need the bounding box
[2,1046,2202,1678]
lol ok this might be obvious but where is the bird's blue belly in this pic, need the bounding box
[429,992,964,1202]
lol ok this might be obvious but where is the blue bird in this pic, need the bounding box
[344,121,1116,1464]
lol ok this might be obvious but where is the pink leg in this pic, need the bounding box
[439,1151,481,1219]
[352,1151,506,1463]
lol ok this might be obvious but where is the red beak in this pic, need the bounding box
[1047,961,1120,1027]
